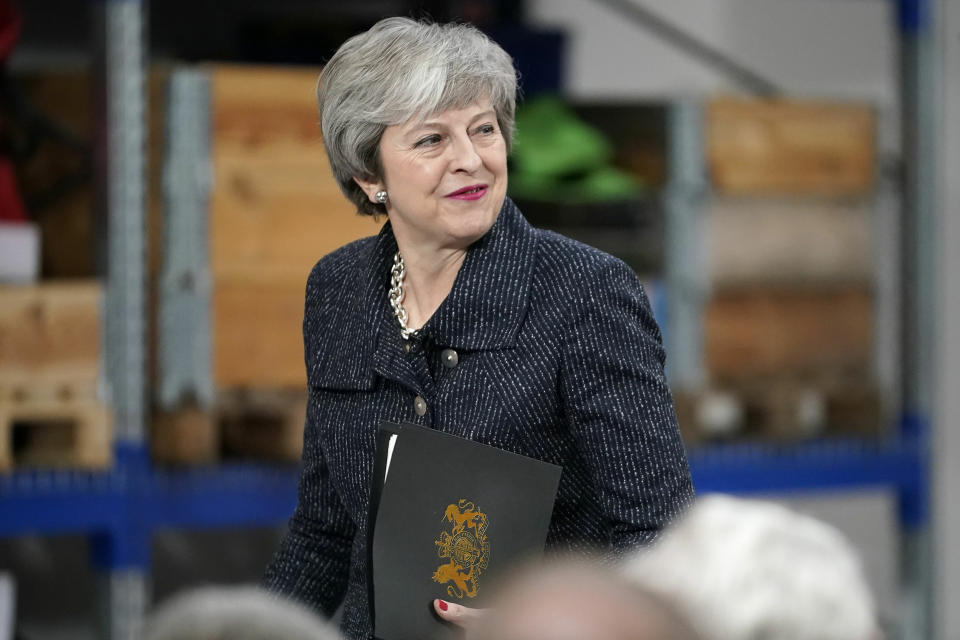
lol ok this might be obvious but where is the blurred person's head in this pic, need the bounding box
[316,16,516,219]
[623,495,881,640]
[468,560,702,640]
[142,585,341,640]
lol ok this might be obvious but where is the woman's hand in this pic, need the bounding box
[433,599,488,629]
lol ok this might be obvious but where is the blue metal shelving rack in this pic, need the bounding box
[0,429,929,543]
[0,0,936,638]
[0,447,299,564]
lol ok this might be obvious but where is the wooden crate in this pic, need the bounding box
[0,282,102,382]
[151,388,306,465]
[707,97,875,196]
[18,65,373,392]
[207,65,382,388]
[0,282,112,471]
[707,197,873,289]
[705,287,873,381]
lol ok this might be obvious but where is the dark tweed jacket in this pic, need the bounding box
[263,198,694,639]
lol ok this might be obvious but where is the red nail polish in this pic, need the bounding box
[438,600,448,612]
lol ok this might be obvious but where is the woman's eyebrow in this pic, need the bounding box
[413,110,497,131]
[468,110,497,123]
[402,121,443,139]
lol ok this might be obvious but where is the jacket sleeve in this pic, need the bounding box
[560,258,695,554]
[261,262,357,615]
[261,391,356,614]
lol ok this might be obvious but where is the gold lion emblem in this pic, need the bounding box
[433,499,490,599]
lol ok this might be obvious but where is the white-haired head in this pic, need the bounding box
[470,559,703,640]
[317,16,517,216]
[622,495,880,640]
[143,585,342,640]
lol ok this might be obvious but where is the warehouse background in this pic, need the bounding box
[0,0,956,639]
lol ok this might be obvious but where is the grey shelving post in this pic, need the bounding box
[94,0,149,638]
[663,99,708,391]
[897,0,937,637]
[158,69,214,411]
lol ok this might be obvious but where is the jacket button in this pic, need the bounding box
[414,395,427,416]
[441,349,459,368]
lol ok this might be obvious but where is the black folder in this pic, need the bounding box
[369,422,562,640]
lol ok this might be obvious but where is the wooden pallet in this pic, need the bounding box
[151,388,307,465]
[674,377,883,446]
[0,382,112,472]
[0,282,110,472]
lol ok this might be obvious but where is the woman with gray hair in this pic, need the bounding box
[468,560,703,640]
[262,17,693,639]
[143,586,342,640]
[622,495,882,640]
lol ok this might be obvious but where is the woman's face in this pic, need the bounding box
[367,98,508,253]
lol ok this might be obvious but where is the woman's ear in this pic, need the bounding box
[353,176,383,204]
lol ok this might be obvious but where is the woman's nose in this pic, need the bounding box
[449,135,483,173]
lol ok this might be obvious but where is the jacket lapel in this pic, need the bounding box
[308,198,537,392]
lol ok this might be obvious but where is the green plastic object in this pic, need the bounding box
[510,96,641,203]
[512,96,612,177]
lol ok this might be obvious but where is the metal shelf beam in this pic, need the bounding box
[0,435,923,558]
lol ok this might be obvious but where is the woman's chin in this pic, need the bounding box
[447,215,498,248]
[447,200,502,241]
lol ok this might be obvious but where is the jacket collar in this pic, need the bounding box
[421,197,535,351]
[311,198,535,390]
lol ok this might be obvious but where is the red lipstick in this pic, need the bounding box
[446,184,488,200]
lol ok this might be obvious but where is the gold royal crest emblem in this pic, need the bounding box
[433,499,490,599]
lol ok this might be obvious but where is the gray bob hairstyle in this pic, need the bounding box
[317,17,518,216]
[143,586,342,640]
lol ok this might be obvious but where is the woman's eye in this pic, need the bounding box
[475,124,496,135]
[414,134,442,148]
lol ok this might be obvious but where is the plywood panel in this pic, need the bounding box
[209,64,378,274]
[0,282,102,385]
[210,153,377,273]
[705,288,873,380]
[212,277,307,388]
[708,98,875,195]
[207,65,382,388]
